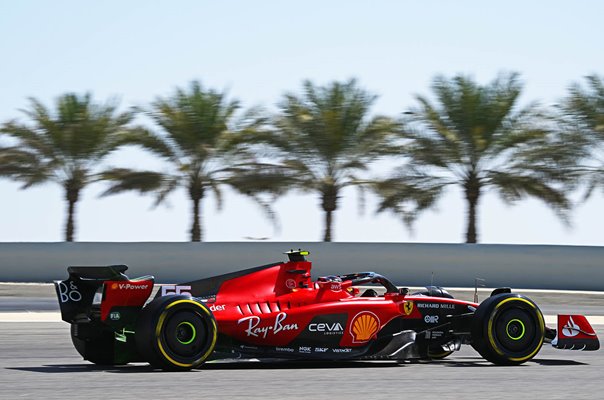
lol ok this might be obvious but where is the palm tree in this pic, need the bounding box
[559,74,604,197]
[0,94,134,241]
[101,80,283,242]
[258,79,397,242]
[377,72,576,243]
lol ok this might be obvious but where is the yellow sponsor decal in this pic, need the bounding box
[350,311,380,342]
[403,301,414,316]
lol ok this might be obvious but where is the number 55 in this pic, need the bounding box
[160,285,192,296]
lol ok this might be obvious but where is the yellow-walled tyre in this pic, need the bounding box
[427,346,453,360]
[471,294,545,365]
[135,295,217,371]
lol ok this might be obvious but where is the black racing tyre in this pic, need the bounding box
[427,345,453,360]
[135,295,217,371]
[70,323,117,365]
[471,293,545,365]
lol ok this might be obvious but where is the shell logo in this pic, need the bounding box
[111,283,118,290]
[350,311,380,343]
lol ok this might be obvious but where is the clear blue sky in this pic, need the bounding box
[1,1,602,244]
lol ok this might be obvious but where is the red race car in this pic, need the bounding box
[55,250,599,370]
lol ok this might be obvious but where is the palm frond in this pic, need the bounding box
[0,147,52,188]
[223,168,286,233]
[3,93,136,184]
[149,80,240,158]
[207,179,224,211]
[112,127,176,160]
[1,121,53,158]
[558,74,604,199]
[487,171,570,220]
[581,166,604,200]
[221,163,294,196]
[99,168,172,198]
[373,172,446,228]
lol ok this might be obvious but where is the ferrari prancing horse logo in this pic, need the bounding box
[403,301,414,316]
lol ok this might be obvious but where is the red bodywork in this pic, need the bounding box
[101,280,154,321]
[554,315,600,350]
[192,259,476,349]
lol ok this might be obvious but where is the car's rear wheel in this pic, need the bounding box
[471,293,545,365]
[135,295,217,371]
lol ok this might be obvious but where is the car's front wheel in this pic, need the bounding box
[471,293,545,365]
[427,345,454,360]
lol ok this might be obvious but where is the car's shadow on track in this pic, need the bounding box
[6,364,157,374]
[202,360,402,370]
[6,357,587,374]
[6,361,402,374]
[530,358,587,366]
[435,356,587,367]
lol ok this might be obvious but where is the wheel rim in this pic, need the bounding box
[176,321,197,345]
[505,319,526,341]
[490,302,543,358]
[162,309,209,359]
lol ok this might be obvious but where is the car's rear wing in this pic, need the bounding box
[54,265,153,323]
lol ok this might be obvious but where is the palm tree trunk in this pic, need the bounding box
[191,196,202,242]
[65,200,77,242]
[464,178,481,244]
[64,186,80,242]
[466,197,478,243]
[188,178,205,242]
[321,186,338,242]
[323,209,333,242]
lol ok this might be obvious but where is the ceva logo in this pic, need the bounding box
[309,322,344,333]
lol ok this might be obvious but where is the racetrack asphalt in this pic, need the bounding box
[1,322,603,400]
[1,284,604,399]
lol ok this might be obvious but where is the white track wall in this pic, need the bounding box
[1,242,603,290]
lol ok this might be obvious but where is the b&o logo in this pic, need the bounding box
[58,281,82,303]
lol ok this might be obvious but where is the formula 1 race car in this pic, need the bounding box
[54,250,600,370]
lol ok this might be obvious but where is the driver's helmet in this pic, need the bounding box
[317,275,342,282]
